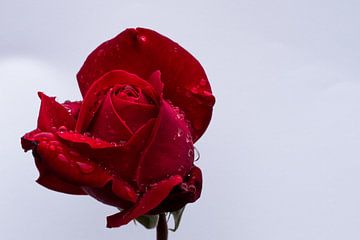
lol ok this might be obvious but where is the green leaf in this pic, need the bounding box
[169,207,186,232]
[135,215,159,229]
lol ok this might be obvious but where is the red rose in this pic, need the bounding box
[21,28,215,228]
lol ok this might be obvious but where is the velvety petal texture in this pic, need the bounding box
[77,28,215,142]
[21,27,214,230]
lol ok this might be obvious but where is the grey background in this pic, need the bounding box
[1,0,360,239]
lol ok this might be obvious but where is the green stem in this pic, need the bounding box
[156,213,168,240]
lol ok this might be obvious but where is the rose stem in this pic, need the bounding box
[156,213,168,240]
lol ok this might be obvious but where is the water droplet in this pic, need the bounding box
[194,147,200,161]
[49,145,56,151]
[199,79,207,86]
[176,113,184,120]
[76,161,95,174]
[138,35,147,43]
[191,87,199,94]
[56,146,63,151]
[84,132,92,137]
[57,154,68,162]
[51,126,57,132]
[58,126,67,132]
[69,150,80,157]
[185,133,192,143]
[173,47,179,53]
[177,128,183,137]
[188,149,194,158]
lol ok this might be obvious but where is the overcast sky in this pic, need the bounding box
[1,0,360,239]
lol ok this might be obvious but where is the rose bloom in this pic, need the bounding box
[21,28,215,228]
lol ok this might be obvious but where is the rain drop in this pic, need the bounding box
[49,145,56,151]
[177,128,183,137]
[185,133,192,143]
[57,154,68,162]
[191,87,199,94]
[194,147,200,162]
[69,150,80,157]
[76,161,95,174]
[138,35,147,43]
[188,149,194,158]
[58,126,67,132]
[199,79,207,86]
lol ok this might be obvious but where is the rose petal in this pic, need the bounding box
[88,91,133,143]
[76,70,157,133]
[135,100,193,184]
[149,166,202,214]
[147,70,163,96]
[76,27,215,142]
[57,119,155,182]
[62,100,82,120]
[111,96,157,133]
[37,92,76,132]
[32,132,112,188]
[33,154,86,195]
[106,175,182,228]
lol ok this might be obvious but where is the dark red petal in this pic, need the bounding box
[32,132,112,188]
[62,101,82,120]
[150,166,202,214]
[21,129,42,151]
[82,183,133,209]
[147,70,163,96]
[34,154,86,195]
[88,91,133,143]
[76,70,157,133]
[37,92,76,132]
[57,119,155,182]
[106,175,182,228]
[111,96,157,133]
[135,100,193,184]
[111,178,138,203]
[77,28,215,141]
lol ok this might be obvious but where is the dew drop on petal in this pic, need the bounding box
[194,147,200,162]
[191,87,199,94]
[69,150,80,157]
[76,161,95,174]
[137,35,147,43]
[199,79,207,86]
[188,149,194,158]
[49,145,56,151]
[185,133,192,143]
[57,154,68,162]
[177,128,183,137]
[58,126,67,132]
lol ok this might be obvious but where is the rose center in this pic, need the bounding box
[114,85,139,99]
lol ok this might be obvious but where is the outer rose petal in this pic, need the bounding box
[77,28,215,142]
[136,100,193,185]
[106,175,182,228]
[30,131,112,188]
[88,91,133,143]
[62,100,82,120]
[21,130,85,195]
[37,92,76,132]
[149,166,202,214]
[34,154,86,195]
